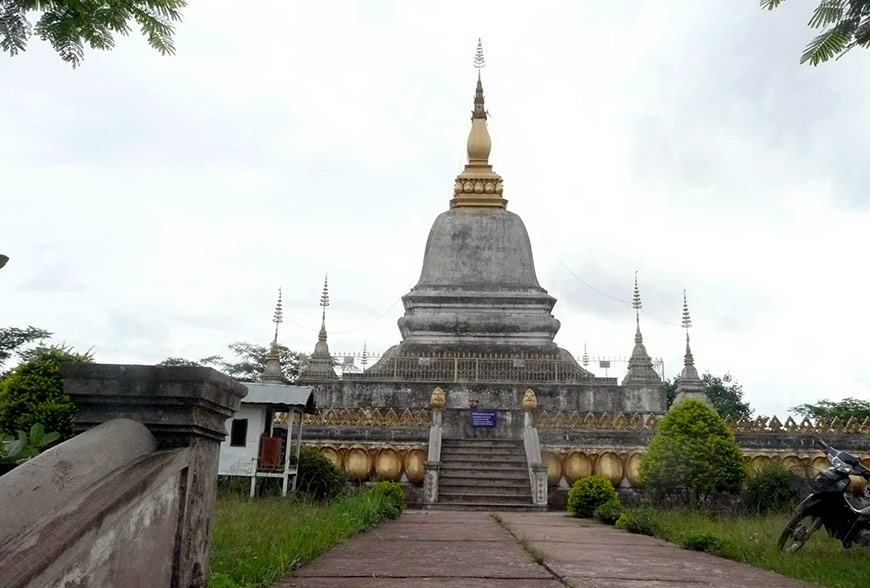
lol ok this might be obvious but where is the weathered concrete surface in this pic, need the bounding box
[276,511,562,588]
[280,511,819,588]
[498,512,820,588]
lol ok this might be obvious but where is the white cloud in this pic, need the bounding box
[2,0,868,415]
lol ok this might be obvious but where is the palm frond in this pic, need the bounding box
[760,0,788,10]
[800,19,858,64]
[808,0,846,28]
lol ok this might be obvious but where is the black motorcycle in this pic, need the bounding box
[779,441,870,552]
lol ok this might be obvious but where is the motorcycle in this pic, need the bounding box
[779,440,870,552]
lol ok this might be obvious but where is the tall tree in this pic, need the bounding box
[1,0,186,68]
[158,342,308,383]
[666,372,754,421]
[791,397,870,421]
[0,326,52,372]
[0,344,92,439]
[761,1,870,64]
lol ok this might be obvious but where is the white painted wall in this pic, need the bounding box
[218,405,267,476]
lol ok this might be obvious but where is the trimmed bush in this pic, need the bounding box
[639,399,747,504]
[741,463,802,515]
[295,448,348,501]
[373,480,405,517]
[567,475,617,518]
[593,498,624,525]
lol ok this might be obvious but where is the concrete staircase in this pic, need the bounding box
[433,438,544,511]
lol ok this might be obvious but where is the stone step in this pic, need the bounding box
[439,487,531,499]
[423,502,547,512]
[442,439,522,448]
[438,492,532,504]
[438,456,528,467]
[441,445,525,455]
[440,469,529,482]
[441,461,529,478]
[439,478,529,489]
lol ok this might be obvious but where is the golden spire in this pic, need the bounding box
[450,39,507,209]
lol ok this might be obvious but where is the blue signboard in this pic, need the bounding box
[470,410,497,428]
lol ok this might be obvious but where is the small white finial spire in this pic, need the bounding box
[262,287,287,383]
[361,341,368,370]
[272,287,283,345]
[681,289,693,363]
[582,342,589,368]
[632,271,643,343]
[319,274,330,342]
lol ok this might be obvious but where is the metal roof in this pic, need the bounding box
[241,383,316,413]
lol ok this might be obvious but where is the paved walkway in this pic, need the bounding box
[276,511,818,588]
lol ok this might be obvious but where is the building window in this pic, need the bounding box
[230,419,248,447]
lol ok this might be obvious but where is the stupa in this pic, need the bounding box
[301,44,666,438]
[366,49,590,381]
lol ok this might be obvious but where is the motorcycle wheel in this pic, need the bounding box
[779,513,822,552]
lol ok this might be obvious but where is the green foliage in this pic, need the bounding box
[567,475,617,518]
[0,326,52,372]
[683,531,731,554]
[295,448,347,501]
[761,0,870,65]
[791,397,870,422]
[614,505,659,536]
[0,344,91,439]
[666,372,753,420]
[209,489,399,588]
[372,480,405,516]
[741,463,802,515]
[159,342,307,383]
[640,509,870,588]
[0,423,60,465]
[593,498,624,525]
[0,1,187,68]
[640,399,748,504]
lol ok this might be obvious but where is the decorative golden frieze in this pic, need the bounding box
[535,411,870,434]
[302,407,430,428]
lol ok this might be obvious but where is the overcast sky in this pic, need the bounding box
[2,1,868,416]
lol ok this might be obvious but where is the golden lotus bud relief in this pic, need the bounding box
[522,388,537,411]
[430,386,446,409]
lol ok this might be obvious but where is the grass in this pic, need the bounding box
[208,490,396,588]
[642,509,870,588]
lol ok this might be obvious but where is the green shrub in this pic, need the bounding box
[639,399,748,505]
[567,475,617,518]
[683,531,730,554]
[741,463,802,515]
[0,345,91,440]
[0,423,60,467]
[614,505,659,536]
[295,448,348,501]
[593,498,624,525]
[373,480,405,514]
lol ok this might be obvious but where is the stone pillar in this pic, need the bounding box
[522,388,547,507]
[530,463,548,507]
[423,461,440,504]
[60,364,247,588]
[424,386,445,505]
